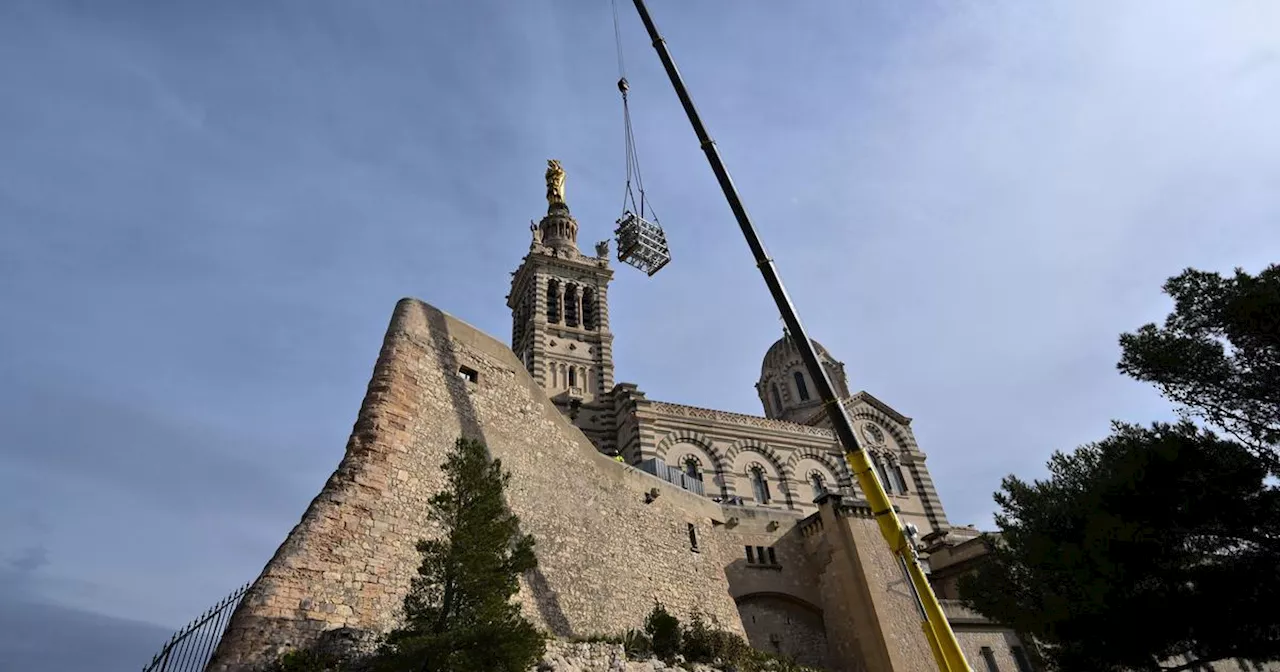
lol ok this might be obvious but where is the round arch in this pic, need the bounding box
[654,429,727,470]
[734,592,829,669]
[723,438,785,473]
[849,411,915,455]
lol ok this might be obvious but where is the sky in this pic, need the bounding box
[1,0,1278,670]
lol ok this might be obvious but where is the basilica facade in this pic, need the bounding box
[507,168,1028,670]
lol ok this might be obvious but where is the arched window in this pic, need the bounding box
[564,283,580,327]
[809,472,826,500]
[546,279,561,324]
[548,361,557,387]
[888,456,909,494]
[871,452,894,494]
[568,365,577,388]
[749,465,771,505]
[770,383,783,414]
[793,371,810,402]
[583,288,597,330]
[682,456,702,482]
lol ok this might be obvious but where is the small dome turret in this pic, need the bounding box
[755,330,850,422]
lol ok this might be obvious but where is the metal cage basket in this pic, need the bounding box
[614,211,671,276]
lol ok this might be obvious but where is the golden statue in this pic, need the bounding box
[545,159,566,206]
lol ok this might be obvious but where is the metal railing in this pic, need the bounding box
[638,457,706,496]
[142,582,250,672]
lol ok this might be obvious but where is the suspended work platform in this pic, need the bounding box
[614,210,671,276]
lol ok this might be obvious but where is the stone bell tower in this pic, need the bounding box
[507,160,617,453]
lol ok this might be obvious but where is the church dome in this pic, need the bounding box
[756,330,850,422]
[761,333,833,379]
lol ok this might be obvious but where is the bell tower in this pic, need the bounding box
[507,160,616,452]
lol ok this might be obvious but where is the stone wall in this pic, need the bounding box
[802,497,937,672]
[738,595,829,669]
[952,629,1029,672]
[208,299,745,671]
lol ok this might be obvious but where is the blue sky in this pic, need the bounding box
[2,1,1278,670]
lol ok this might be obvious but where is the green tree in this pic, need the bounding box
[1118,264,1280,469]
[959,421,1280,671]
[644,601,682,662]
[373,437,545,672]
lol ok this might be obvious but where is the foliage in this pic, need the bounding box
[621,629,652,659]
[680,611,749,667]
[569,633,624,645]
[627,606,815,672]
[266,650,344,672]
[643,600,682,662]
[368,437,545,672]
[959,421,1280,671]
[1118,264,1280,469]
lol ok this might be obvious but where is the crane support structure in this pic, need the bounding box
[626,2,973,671]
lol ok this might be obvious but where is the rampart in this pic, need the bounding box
[207,299,746,671]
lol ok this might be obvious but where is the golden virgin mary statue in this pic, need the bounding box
[545,159,567,207]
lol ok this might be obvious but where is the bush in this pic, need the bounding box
[622,629,652,659]
[681,620,754,669]
[680,611,717,664]
[643,601,682,662]
[266,649,342,672]
[570,633,624,645]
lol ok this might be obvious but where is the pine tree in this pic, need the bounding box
[959,422,1280,671]
[373,437,545,672]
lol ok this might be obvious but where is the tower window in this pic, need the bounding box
[770,383,783,414]
[793,371,810,401]
[750,465,771,504]
[583,288,598,330]
[546,279,561,324]
[564,283,580,327]
[687,523,699,552]
[568,366,577,388]
[745,546,754,563]
[457,366,479,384]
[767,547,777,565]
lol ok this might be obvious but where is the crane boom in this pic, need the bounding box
[625,2,973,671]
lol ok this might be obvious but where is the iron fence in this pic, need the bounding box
[142,582,250,672]
[638,457,706,496]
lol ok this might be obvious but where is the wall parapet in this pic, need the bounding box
[939,599,992,625]
[649,401,837,439]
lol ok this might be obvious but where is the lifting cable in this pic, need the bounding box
[612,0,655,224]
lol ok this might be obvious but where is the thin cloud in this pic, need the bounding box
[0,3,1277,668]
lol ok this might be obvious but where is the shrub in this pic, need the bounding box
[643,601,682,662]
[681,611,716,664]
[681,620,753,669]
[622,628,652,659]
[266,649,341,672]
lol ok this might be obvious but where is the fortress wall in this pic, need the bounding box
[208,299,744,671]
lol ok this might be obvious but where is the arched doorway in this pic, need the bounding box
[735,593,828,669]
